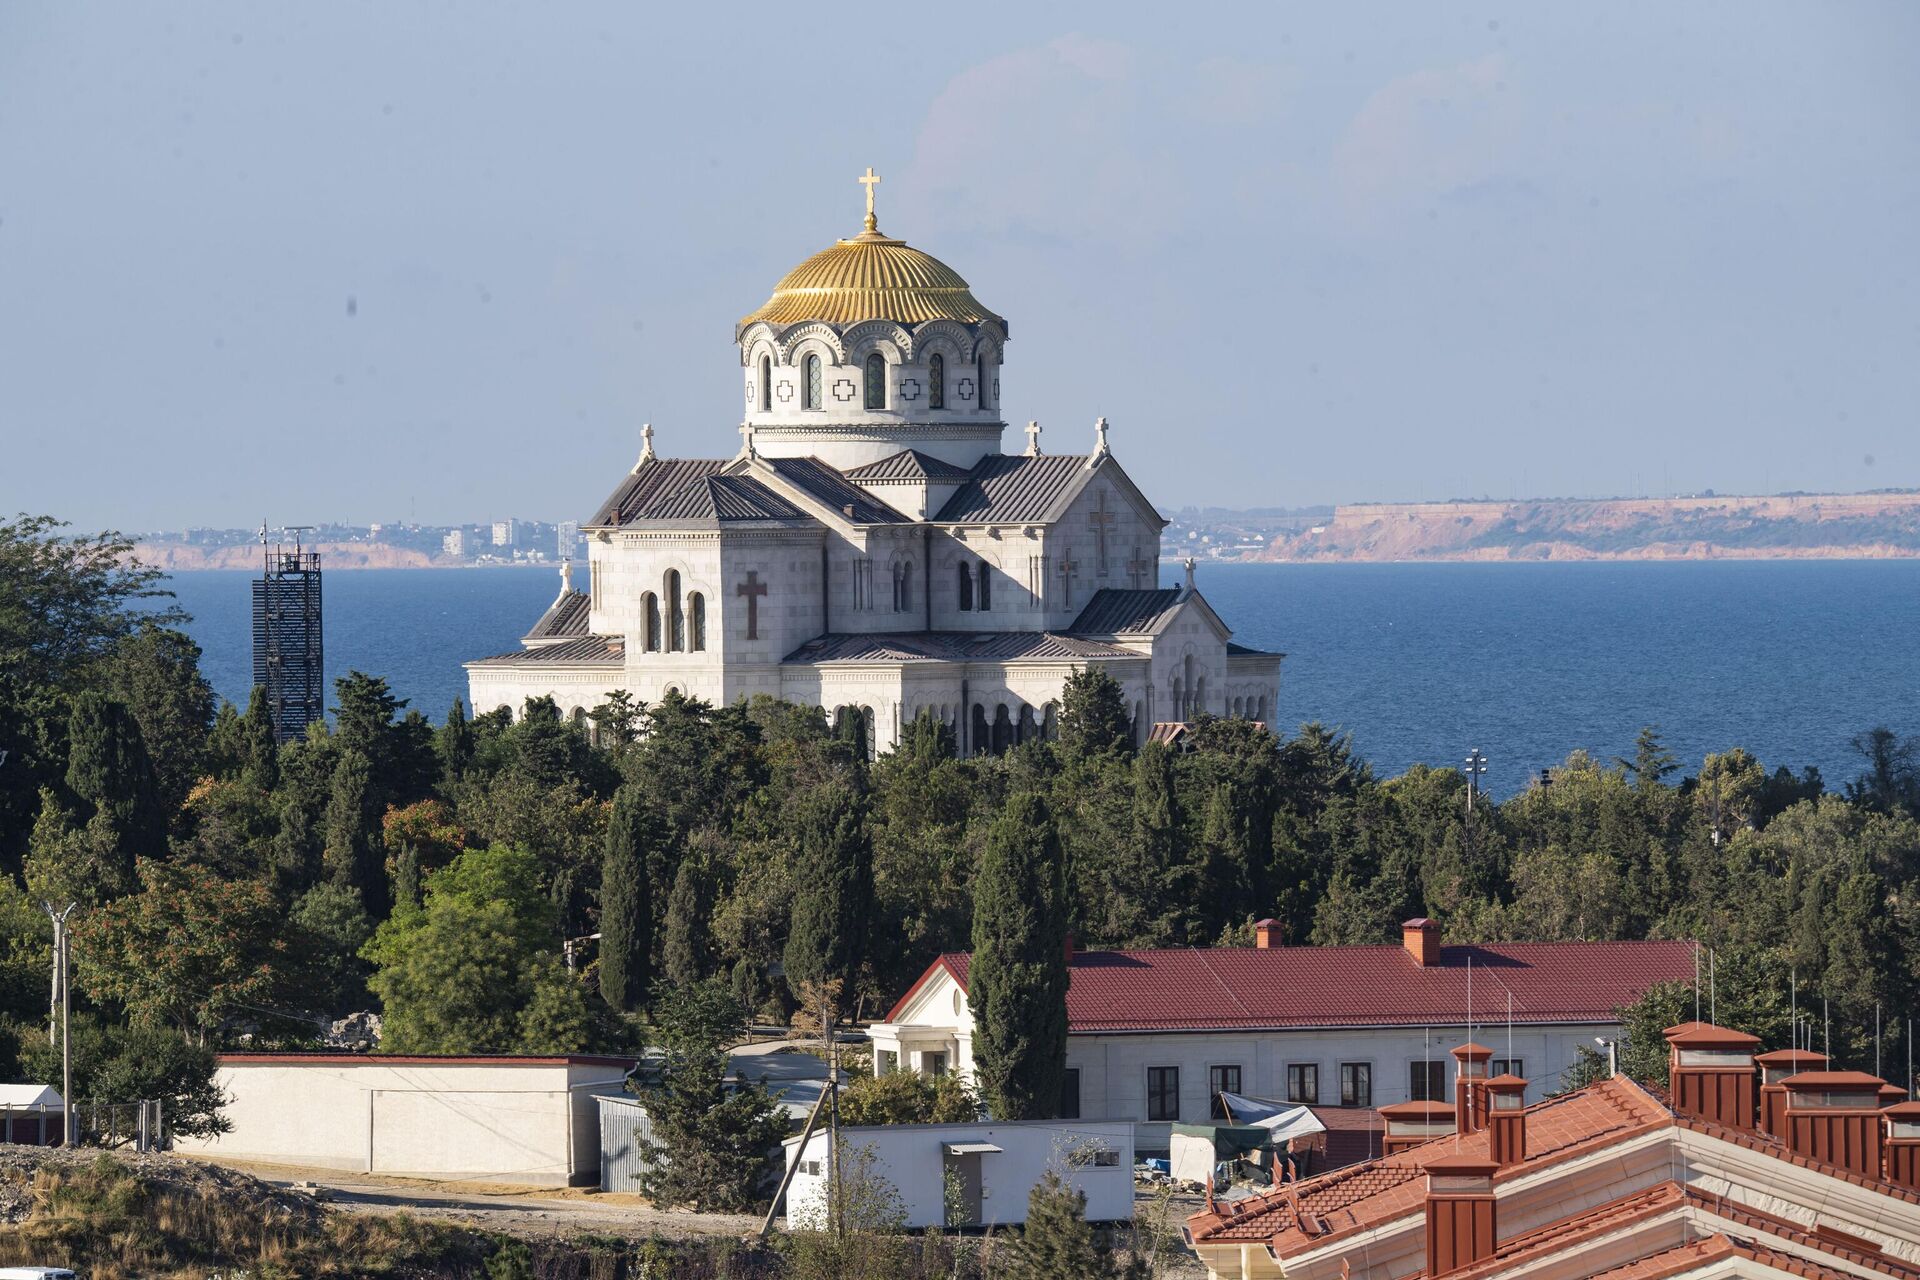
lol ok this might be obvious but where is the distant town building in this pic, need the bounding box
[491,518,518,548]
[443,529,469,557]
[556,520,579,561]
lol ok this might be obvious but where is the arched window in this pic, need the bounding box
[957,562,973,611]
[864,352,886,410]
[929,353,945,409]
[977,354,991,409]
[976,562,992,611]
[689,592,706,651]
[643,592,661,652]
[804,354,822,409]
[759,356,772,412]
[665,570,684,651]
[893,560,913,612]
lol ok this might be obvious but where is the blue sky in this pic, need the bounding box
[2,2,1915,530]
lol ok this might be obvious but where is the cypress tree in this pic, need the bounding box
[1057,666,1132,761]
[323,748,388,918]
[970,790,1070,1120]
[782,781,872,1013]
[1120,740,1187,945]
[64,690,165,867]
[438,697,475,783]
[241,685,279,791]
[598,785,659,1012]
[661,852,712,988]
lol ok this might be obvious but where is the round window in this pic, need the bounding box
[952,990,963,1016]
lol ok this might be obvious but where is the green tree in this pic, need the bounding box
[63,690,165,886]
[634,978,786,1211]
[362,844,568,1054]
[1056,666,1132,761]
[661,851,714,989]
[598,786,660,1012]
[1621,724,1678,791]
[285,882,373,1015]
[22,1015,229,1138]
[837,1069,978,1126]
[1845,727,1920,818]
[241,684,280,791]
[970,791,1070,1120]
[0,515,183,866]
[71,859,285,1038]
[1003,1171,1143,1280]
[438,697,475,783]
[323,748,389,917]
[783,781,873,1012]
[99,624,216,817]
[514,954,592,1054]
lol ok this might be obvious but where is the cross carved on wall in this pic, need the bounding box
[1089,490,1117,577]
[736,571,768,639]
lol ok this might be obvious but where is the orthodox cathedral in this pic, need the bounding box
[467,172,1281,754]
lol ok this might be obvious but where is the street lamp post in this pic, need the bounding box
[1463,749,1488,812]
[42,901,76,1147]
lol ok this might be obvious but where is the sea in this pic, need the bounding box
[159,561,1920,799]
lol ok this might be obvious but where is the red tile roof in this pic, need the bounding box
[887,938,1696,1030]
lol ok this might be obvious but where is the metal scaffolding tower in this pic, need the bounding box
[252,525,324,743]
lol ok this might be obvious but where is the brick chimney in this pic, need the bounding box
[1885,1101,1920,1191]
[1378,1100,1456,1155]
[1781,1071,1887,1179]
[1451,1042,1493,1133]
[1755,1048,1828,1138]
[1254,918,1283,949]
[1665,1023,1761,1130]
[1423,1153,1498,1276]
[1485,1074,1529,1167]
[1063,930,1076,968]
[1402,918,1441,967]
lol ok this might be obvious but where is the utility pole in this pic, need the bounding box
[42,902,76,1147]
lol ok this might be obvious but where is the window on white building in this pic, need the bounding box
[1492,1058,1524,1080]
[1209,1065,1242,1119]
[1340,1062,1373,1107]
[1410,1060,1446,1102]
[1286,1063,1320,1105]
[1147,1066,1180,1121]
[1060,1068,1081,1120]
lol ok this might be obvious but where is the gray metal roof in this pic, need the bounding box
[468,635,625,666]
[1068,588,1186,636]
[843,449,974,483]
[523,589,591,642]
[588,458,810,525]
[750,456,912,524]
[933,453,1091,523]
[1227,641,1285,659]
[784,631,1140,664]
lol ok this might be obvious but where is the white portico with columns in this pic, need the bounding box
[467,172,1281,751]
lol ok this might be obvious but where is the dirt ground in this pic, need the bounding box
[180,1155,764,1239]
[183,1154,1210,1273]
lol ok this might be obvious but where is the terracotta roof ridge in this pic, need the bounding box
[1439,1182,1687,1280]
[1584,1236,1739,1280]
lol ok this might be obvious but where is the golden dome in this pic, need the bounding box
[740,218,1004,330]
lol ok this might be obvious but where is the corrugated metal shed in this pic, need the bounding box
[597,1095,652,1193]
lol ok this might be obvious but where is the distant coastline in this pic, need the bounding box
[128,543,543,572]
[1247,490,1920,563]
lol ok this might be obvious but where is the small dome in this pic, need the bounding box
[741,219,1004,330]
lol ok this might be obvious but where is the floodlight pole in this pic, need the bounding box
[42,902,76,1147]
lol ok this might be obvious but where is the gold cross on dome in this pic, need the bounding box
[858,167,882,223]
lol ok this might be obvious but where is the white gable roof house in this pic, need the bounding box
[465,170,1282,753]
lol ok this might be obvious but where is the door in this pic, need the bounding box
[942,1151,982,1226]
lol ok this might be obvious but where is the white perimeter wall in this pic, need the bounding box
[174,1061,630,1186]
[783,1119,1135,1230]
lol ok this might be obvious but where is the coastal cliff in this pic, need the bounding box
[1253,491,1920,562]
[131,541,446,570]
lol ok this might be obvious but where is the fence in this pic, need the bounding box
[1,1101,166,1152]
